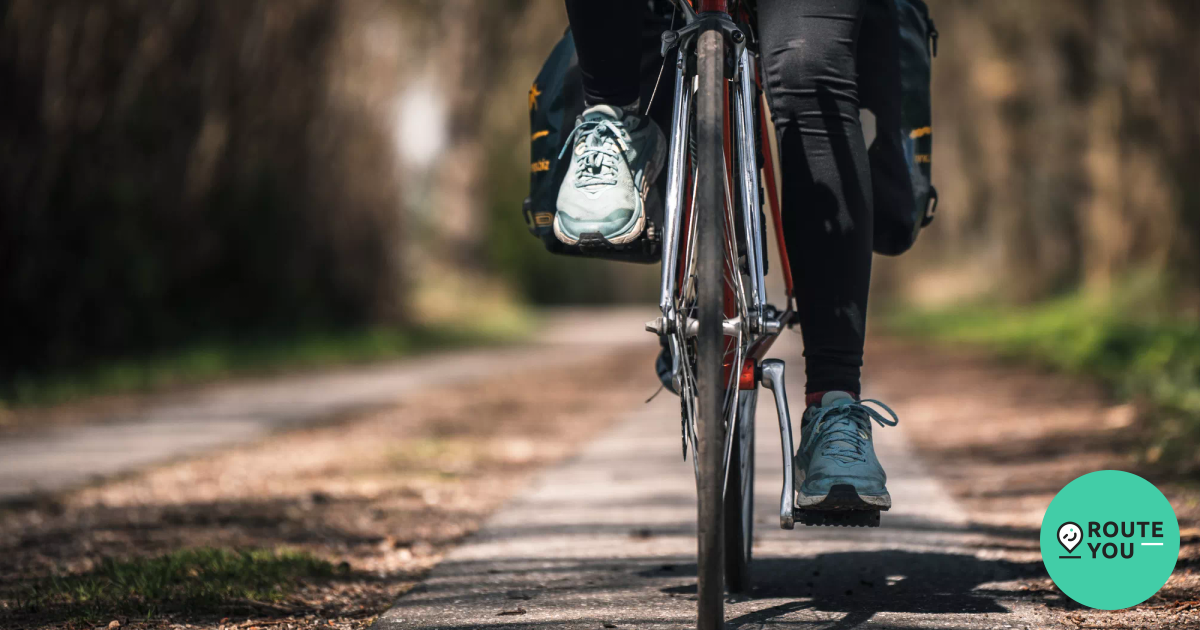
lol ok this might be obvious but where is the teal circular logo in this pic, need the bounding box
[1041,470,1179,609]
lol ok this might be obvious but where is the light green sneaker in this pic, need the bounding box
[554,104,666,246]
[795,392,900,510]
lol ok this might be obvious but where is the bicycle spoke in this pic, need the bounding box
[673,163,704,486]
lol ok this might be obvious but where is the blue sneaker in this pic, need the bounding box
[795,392,899,510]
[554,104,666,246]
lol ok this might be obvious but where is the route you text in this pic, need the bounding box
[1085,521,1165,559]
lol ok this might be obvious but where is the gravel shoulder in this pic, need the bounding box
[869,337,1200,628]
[0,344,658,630]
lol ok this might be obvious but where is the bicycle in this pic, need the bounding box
[645,1,883,627]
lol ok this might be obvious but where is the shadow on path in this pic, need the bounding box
[382,546,1048,629]
[731,550,1044,627]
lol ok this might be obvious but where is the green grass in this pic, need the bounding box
[2,316,533,409]
[8,547,337,622]
[885,285,1200,471]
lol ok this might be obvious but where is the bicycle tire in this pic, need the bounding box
[694,27,727,630]
[724,389,755,592]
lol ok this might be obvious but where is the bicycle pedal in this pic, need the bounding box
[795,509,881,528]
[576,225,656,253]
[576,232,621,251]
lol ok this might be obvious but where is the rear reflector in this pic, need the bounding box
[738,359,757,390]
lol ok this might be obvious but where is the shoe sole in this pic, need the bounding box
[553,124,668,247]
[795,469,891,510]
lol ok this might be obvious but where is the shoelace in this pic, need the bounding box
[808,399,899,464]
[558,119,631,189]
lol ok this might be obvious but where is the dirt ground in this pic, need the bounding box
[0,346,658,630]
[4,339,1200,629]
[870,338,1200,629]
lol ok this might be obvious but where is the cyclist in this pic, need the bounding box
[555,0,902,511]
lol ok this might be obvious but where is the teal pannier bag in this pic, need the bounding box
[522,32,584,251]
[862,0,940,255]
[896,0,939,237]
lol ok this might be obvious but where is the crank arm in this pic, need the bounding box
[760,359,795,529]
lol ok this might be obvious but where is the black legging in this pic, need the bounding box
[564,0,882,395]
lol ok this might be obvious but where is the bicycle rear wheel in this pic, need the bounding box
[694,27,727,630]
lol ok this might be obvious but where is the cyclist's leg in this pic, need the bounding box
[758,0,898,509]
[555,1,666,246]
[758,0,872,399]
[563,0,644,108]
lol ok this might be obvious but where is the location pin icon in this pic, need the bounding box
[1058,522,1082,554]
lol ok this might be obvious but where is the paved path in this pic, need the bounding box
[0,309,654,503]
[374,334,1064,629]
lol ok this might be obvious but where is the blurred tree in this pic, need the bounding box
[0,0,408,381]
[893,0,1200,310]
